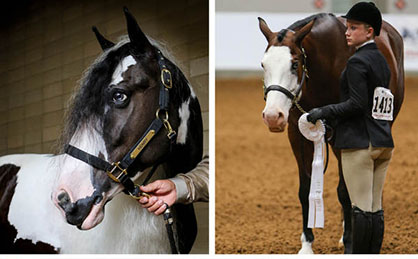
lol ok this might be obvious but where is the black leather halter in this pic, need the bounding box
[262,46,331,174]
[64,48,179,254]
[263,47,309,113]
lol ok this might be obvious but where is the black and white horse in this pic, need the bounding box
[0,8,203,253]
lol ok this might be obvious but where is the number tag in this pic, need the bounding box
[372,87,394,121]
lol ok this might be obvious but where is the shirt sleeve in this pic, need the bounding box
[321,57,369,120]
[170,155,209,204]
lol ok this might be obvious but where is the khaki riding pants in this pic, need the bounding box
[341,144,393,212]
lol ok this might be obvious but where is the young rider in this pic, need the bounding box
[307,2,393,254]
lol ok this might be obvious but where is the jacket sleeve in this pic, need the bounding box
[169,155,209,204]
[321,57,369,120]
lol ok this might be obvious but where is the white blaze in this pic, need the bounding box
[262,46,298,121]
[110,55,137,86]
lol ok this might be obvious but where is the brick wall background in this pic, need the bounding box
[0,0,208,253]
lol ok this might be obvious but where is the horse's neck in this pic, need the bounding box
[300,16,352,109]
[166,69,203,176]
[167,125,203,176]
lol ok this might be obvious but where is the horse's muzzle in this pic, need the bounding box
[55,190,103,229]
[262,111,287,132]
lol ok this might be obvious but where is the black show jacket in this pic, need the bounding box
[321,42,394,149]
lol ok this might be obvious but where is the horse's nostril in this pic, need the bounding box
[57,191,70,205]
[94,194,103,205]
[57,191,76,214]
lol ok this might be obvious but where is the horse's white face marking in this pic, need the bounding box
[53,122,122,230]
[177,98,191,144]
[110,55,137,86]
[261,46,298,132]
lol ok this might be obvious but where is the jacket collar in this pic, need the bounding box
[356,41,377,52]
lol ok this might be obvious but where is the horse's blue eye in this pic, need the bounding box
[113,92,128,103]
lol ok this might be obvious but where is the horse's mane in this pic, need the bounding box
[56,36,190,154]
[277,13,334,42]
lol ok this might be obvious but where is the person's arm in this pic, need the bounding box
[170,155,209,204]
[308,57,369,123]
[138,155,209,215]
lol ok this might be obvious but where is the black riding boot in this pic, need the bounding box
[351,206,372,254]
[370,210,384,253]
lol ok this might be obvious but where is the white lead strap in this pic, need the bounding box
[298,113,325,228]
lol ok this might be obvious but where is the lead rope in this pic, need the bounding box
[136,164,178,254]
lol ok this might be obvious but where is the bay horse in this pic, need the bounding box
[0,8,203,253]
[259,13,404,253]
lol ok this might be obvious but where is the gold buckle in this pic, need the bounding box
[128,184,152,200]
[156,109,176,139]
[106,162,127,183]
[161,68,172,89]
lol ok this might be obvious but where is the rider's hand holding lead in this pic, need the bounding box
[138,180,177,215]
[307,108,325,123]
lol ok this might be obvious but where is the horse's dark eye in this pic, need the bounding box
[111,90,130,108]
[291,62,298,70]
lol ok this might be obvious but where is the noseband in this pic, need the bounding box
[64,48,179,254]
[263,47,309,113]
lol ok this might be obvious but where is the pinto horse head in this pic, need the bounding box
[52,8,202,230]
[258,17,315,132]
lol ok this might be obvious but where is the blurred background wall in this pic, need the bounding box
[216,0,418,77]
[0,0,208,253]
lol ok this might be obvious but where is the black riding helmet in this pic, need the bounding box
[343,2,382,36]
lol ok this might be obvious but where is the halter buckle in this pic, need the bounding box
[128,184,152,200]
[156,109,177,140]
[161,68,172,89]
[106,162,127,183]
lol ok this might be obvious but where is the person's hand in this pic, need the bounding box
[307,108,324,123]
[138,180,177,215]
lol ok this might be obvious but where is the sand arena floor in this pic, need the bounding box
[215,77,418,254]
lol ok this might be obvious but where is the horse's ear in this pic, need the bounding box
[123,7,152,54]
[258,17,274,42]
[294,19,316,47]
[92,26,115,51]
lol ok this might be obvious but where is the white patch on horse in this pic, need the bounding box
[298,232,314,254]
[187,82,196,98]
[262,46,298,122]
[2,154,64,250]
[1,154,172,253]
[110,55,137,86]
[177,98,191,144]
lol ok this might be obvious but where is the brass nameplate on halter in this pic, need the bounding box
[130,130,156,159]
